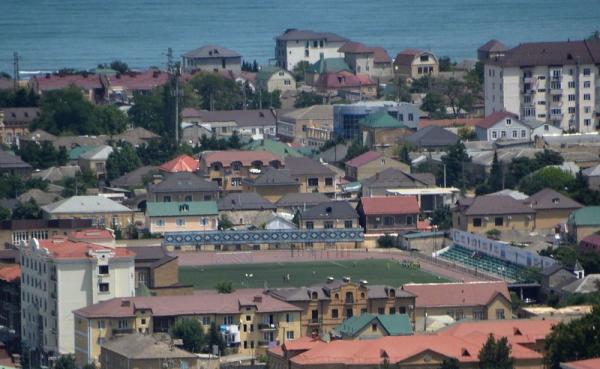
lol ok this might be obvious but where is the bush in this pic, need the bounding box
[377,234,396,248]
[486,229,501,240]
[215,281,234,293]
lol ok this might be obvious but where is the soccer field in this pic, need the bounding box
[179,259,450,290]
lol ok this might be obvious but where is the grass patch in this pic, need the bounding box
[179,259,450,290]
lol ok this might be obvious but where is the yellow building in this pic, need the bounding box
[41,195,135,230]
[393,49,439,80]
[345,151,409,182]
[452,195,536,234]
[298,201,360,249]
[277,105,334,148]
[73,290,302,367]
[268,278,416,336]
[145,201,219,235]
[242,168,300,202]
[285,157,337,196]
[525,188,583,230]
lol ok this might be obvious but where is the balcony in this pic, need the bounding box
[258,340,277,348]
[550,113,564,121]
[523,77,534,84]
[112,328,134,335]
[258,323,278,331]
[307,318,322,326]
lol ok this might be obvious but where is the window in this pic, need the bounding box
[583,68,591,76]
[286,313,292,323]
[538,100,546,105]
[97,320,105,329]
[492,131,497,139]
[361,308,368,315]
[495,217,504,226]
[389,307,396,314]
[378,307,385,315]
[141,318,146,325]
[521,130,526,138]
[118,319,128,329]
[223,316,234,325]
[346,309,353,318]
[585,119,591,126]
[473,218,482,227]
[286,331,295,340]
[176,218,186,227]
[568,107,576,114]
[523,95,531,104]
[473,311,485,320]
[501,131,506,137]
[408,113,414,121]
[99,283,109,293]
[552,95,561,102]
[371,323,378,332]
[202,317,210,325]
[512,130,517,138]
[568,81,575,88]
[163,195,171,202]
[344,220,353,228]
[584,81,591,88]
[324,221,334,229]
[383,216,394,226]
[325,177,333,186]
[585,106,592,114]
[568,94,576,102]
[231,177,242,186]
[506,118,512,125]
[399,306,406,314]
[243,324,247,332]
[496,309,505,320]
[332,309,339,318]
[304,49,309,57]
[307,178,319,187]
[154,218,165,227]
[305,221,314,229]
[98,265,109,275]
[584,94,591,101]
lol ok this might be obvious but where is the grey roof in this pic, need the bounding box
[183,44,241,59]
[300,201,357,220]
[184,109,276,127]
[275,192,331,208]
[562,274,600,294]
[488,189,529,201]
[1,107,41,125]
[361,168,435,190]
[218,192,276,211]
[405,126,459,148]
[111,165,159,189]
[148,172,217,193]
[268,281,411,302]
[244,167,299,187]
[285,157,336,177]
[20,129,58,142]
[488,38,600,67]
[541,264,568,277]
[114,127,160,147]
[0,150,31,169]
[318,143,349,164]
[525,188,583,210]
[42,196,133,214]
[276,29,349,42]
[583,164,600,177]
[32,165,80,183]
[463,195,535,216]
[101,333,197,360]
[126,246,169,261]
[18,189,63,206]
[478,39,508,53]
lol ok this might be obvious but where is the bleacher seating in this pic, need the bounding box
[438,245,528,281]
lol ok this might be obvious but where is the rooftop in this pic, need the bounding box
[158,155,199,173]
[404,125,459,148]
[562,357,600,369]
[79,145,113,161]
[42,196,133,214]
[105,70,169,91]
[146,201,218,217]
[244,167,299,187]
[0,265,20,283]
[33,73,103,91]
[276,29,349,42]
[569,206,600,226]
[315,71,375,89]
[148,172,217,193]
[201,150,282,167]
[307,58,351,74]
[359,110,406,129]
[218,192,276,211]
[0,150,31,170]
[478,39,508,53]
[184,109,276,127]
[460,195,536,216]
[285,156,336,177]
[475,111,519,129]
[345,151,383,168]
[402,281,511,308]
[335,313,413,338]
[23,238,133,261]
[101,333,198,359]
[183,44,241,59]
[487,38,600,67]
[242,139,304,158]
[275,192,331,208]
[525,188,582,210]
[360,196,419,215]
[301,201,357,220]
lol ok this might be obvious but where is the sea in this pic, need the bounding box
[1,0,600,74]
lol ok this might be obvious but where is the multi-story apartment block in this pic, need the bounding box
[275,29,349,71]
[73,290,302,366]
[19,238,134,365]
[482,37,600,132]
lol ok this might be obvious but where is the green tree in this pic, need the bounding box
[109,60,129,74]
[91,105,129,134]
[215,281,234,293]
[227,131,241,149]
[61,168,97,197]
[53,354,77,369]
[218,215,234,230]
[410,76,432,93]
[207,322,226,354]
[440,358,460,369]
[128,90,167,135]
[518,167,575,196]
[106,142,142,181]
[377,234,396,248]
[292,61,310,82]
[478,334,514,369]
[344,139,368,162]
[294,91,323,108]
[0,88,39,108]
[487,151,503,192]
[0,206,10,221]
[457,126,476,141]
[421,92,445,118]
[430,205,452,230]
[440,142,471,189]
[171,318,205,353]
[438,56,453,72]
[12,199,43,220]
[190,73,243,111]
[0,175,24,198]
[534,149,563,167]
[385,76,411,103]
[395,144,411,164]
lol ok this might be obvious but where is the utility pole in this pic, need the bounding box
[13,52,20,90]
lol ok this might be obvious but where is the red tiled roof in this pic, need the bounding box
[106,70,169,91]
[418,118,480,129]
[402,281,511,308]
[159,155,199,173]
[360,196,419,215]
[0,264,20,283]
[69,229,114,242]
[283,336,325,352]
[315,71,375,90]
[35,239,133,260]
[417,220,432,230]
[372,47,392,64]
[201,150,282,167]
[345,151,383,168]
[33,74,103,91]
[438,319,559,345]
[475,111,519,129]
[562,357,600,369]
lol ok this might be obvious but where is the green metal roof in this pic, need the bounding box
[256,66,287,85]
[68,146,98,160]
[359,110,406,129]
[335,313,412,338]
[569,206,600,226]
[146,201,218,217]
[401,231,446,239]
[308,58,351,74]
[242,139,304,158]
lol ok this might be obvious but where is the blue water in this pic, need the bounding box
[1,0,600,73]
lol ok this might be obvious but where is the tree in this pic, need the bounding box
[385,76,411,102]
[190,73,244,111]
[106,142,142,181]
[292,61,310,82]
[17,141,68,169]
[171,318,205,353]
[534,149,563,167]
[207,322,226,354]
[218,215,234,230]
[395,144,411,164]
[420,92,445,118]
[430,205,452,230]
[12,199,43,220]
[457,126,476,141]
[227,131,241,149]
[440,358,460,369]
[518,167,575,195]
[54,355,77,369]
[109,60,129,74]
[128,90,167,135]
[62,168,97,197]
[487,151,503,192]
[0,206,10,221]
[294,91,323,108]
[478,334,514,369]
[0,88,39,108]
[215,281,234,293]
[545,304,600,369]
[377,234,396,248]
[440,142,471,189]
[344,139,368,162]
[438,56,453,72]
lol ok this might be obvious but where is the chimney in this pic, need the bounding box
[121,299,131,307]
[253,295,262,303]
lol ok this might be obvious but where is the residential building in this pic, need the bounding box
[401,125,459,151]
[299,201,358,231]
[268,278,415,336]
[360,168,435,196]
[524,188,582,230]
[110,165,159,189]
[370,47,394,81]
[393,49,439,79]
[18,189,63,207]
[182,45,242,74]
[242,139,304,158]
[32,165,80,184]
[540,264,579,297]
[403,281,512,326]
[103,70,169,104]
[304,56,351,86]
[580,233,600,253]
[582,164,600,190]
[357,196,419,234]
[41,196,135,230]
[345,151,409,182]
[452,195,536,233]
[73,290,302,365]
[147,172,219,202]
[333,101,420,140]
[20,238,134,362]
[217,192,276,227]
[522,120,563,138]
[99,333,199,369]
[339,42,393,82]
[30,73,106,103]
[275,29,349,71]
[242,168,300,202]
[359,110,412,155]
[275,193,331,215]
[199,150,283,192]
[0,218,93,248]
[146,201,219,235]
[285,157,337,196]
[0,150,32,178]
[78,145,113,179]
[126,246,192,296]
[477,39,508,61]
[0,264,20,334]
[256,67,296,93]
[333,313,412,340]
[562,358,600,369]
[314,71,376,99]
[158,155,199,173]
[181,109,277,140]
[475,111,532,142]
[483,37,600,132]
[277,105,334,147]
[567,206,600,242]
[0,107,40,145]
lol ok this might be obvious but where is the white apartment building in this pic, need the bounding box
[20,238,134,364]
[483,38,600,133]
[275,29,348,71]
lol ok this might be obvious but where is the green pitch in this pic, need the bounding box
[179,259,450,290]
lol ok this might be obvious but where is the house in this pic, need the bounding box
[268,278,415,336]
[146,201,219,235]
[78,145,113,179]
[275,29,349,71]
[126,246,192,295]
[200,150,283,192]
[304,56,351,86]
[275,193,331,215]
[580,234,600,253]
[0,218,93,247]
[540,264,578,296]
[522,120,563,139]
[0,150,31,178]
[314,71,376,99]
[360,168,435,195]
[148,172,219,202]
[582,164,600,190]
[217,192,276,227]
[110,165,159,189]
[524,188,582,230]
[103,70,169,104]
[452,195,536,233]
[182,45,242,74]
[181,109,277,140]
[18,189,62,207]
[242,139,305,158]
[41,196,135,229]
[73,290,302,364]
[357,196,419,234]
[562,358,600,369]
[0,107,40,145]
[338,42,393,82]
[113,127,161,147]
[393,49,439,79]
[567,206,600,243]
[277,105,334,147]
[0,264,20,334]
[30,73,105,103]
[158,155,199,173]
[345,151,409,181]
[242,167,300,202]
[402,125,459,151]
[359,110,412,155]
[285,157,337,196]
[475,111,532,141]
[477,39,508,61]
[561,274,600,295]
[32,165,80,183]
[256,66,296,93]
[299,201,358,231]
[99,333,199,369]
[333,313,413,340]
[20,238,135,359]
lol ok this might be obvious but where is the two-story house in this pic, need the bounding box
[182,45,242,74]
[146,201,219,235]
[475,111,531,141]
[285,157,337,197]
[393,49,439,80]
[298,201,359,248]
[357,196,419,234]
[453,195,536,233]
[242,167,300,202]
[345,151,409,182]
[147,172,219,202]
[275,29,349,71]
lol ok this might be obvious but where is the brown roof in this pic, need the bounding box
[0,265,20,283]
[201,150,282,167]
[158,155,199,173]
[338,42,374,54]
[372,47,392,64]
[276,29,348,42]
[105,70,169,91]
[475,111,519,129]
[562,358,600,369]
[525,188,583,210]
[345,150,383,168]
[182,109,276,127]
[315,71,375,90]
[402,281,511,308]
[394,49,427,66]
[360,196,419,215]
[463,195,535,216]
[488,39,600,67]
[439,319,558,345]
[478,39,508,53]
[1,107,41,126]
[285,156,335,177]
[33,74,103,91]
